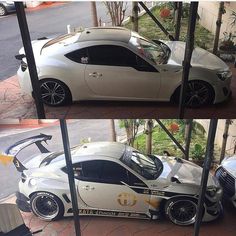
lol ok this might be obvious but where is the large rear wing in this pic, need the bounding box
[4,134,52,172]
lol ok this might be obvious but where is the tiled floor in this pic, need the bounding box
[0,64,235,119]
[2,196,236,236]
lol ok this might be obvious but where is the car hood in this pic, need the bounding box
[155,155,216,186]
[165,41,228,71]
[221,155,236,177]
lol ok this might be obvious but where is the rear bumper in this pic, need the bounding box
[16,191,31,212]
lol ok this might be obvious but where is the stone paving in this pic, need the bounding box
[0,63,235,119]
[2,196,236,236]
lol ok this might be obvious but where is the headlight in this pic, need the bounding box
[216,71,231,81]
[206,186,217,197]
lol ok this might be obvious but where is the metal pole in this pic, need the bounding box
[193,119,218,236]
[15,2,45,119]
[156,119,186,156]
[60,120,81,236]
[178,2,199,119]
[175,2,183,41]
[138,2,175,41]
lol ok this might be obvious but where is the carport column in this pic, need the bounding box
[15,2,45,119]
[60,120,81,236]
[178,2,199,119]
[193,119,218,236]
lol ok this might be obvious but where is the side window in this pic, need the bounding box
[100,161,129,185]
[72,162,83,179]
[65,48,89,64]
[88,45,157,72]
[128,171,147,187]
[82,160,102,181]
[88,45,137,67]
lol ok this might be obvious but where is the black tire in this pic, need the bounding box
[39,79,72,106]
[30,192,64,221]
[171,80,215,108]
[165,197,198,226]
[0,4,7,16]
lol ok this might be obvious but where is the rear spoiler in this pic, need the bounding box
[5,134,52,172]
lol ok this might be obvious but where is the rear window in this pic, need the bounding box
[42,33,81,49]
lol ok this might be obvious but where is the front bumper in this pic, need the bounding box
[16,191,31,212]
[17,67,33,96]
[213,74,232,104]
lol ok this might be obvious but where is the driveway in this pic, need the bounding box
[2,196,236,236]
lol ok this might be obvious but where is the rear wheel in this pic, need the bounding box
[165,198,197,226]
[39,79,72,106]
[30,192,64,221]
[171,80,214,108]
[0,5,7,16]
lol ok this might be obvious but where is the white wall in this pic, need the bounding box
[196,119,236,156]
[198,2,236,40]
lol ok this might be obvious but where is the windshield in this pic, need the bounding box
[121,150,163,180]
[130,36,170,65]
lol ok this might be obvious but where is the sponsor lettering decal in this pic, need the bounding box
[79,209,149,218]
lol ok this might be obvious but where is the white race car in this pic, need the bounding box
[215,155,236,207]
[7,134,223,226]
[16,27,232,107]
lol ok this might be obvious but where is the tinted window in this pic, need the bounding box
[65,48,89,64]
[128,171,146,187]
[82,160,102,180]
[88,45,136,67]
[100,161,129,184]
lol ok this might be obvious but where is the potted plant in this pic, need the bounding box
[219,32,236,51]
[191,144,205,167]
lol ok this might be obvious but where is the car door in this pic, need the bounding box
[84,45,161,99]
[77,160,150,213]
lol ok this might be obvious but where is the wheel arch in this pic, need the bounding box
[170,79,215,104]
[39,78,73,105]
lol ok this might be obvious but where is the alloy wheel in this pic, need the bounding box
[0,6,6,16]
[40,81,66,105]
[31,195,59,220]
[168,199,197,225]
[185,81,210,107]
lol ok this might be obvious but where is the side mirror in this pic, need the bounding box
[171,176,181,184]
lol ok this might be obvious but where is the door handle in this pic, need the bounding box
[88,72,102,78]
[82,185,95,190]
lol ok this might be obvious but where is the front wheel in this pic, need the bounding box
[0,5,7,16]
[30,192,64,221]
[165,198,198,226]
[39,79,72,106]
[171,81,214,108]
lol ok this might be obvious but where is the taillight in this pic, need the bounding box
[21,60,28,72]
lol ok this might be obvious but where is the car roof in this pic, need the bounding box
[77,27,131,43]
[72,142,127,159]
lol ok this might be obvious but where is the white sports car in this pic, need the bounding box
[215,155,236,207]
[16,27,232,107]
[7,134,223,226]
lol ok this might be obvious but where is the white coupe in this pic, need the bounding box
[6,134,223,226]
[16,27,232,107]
